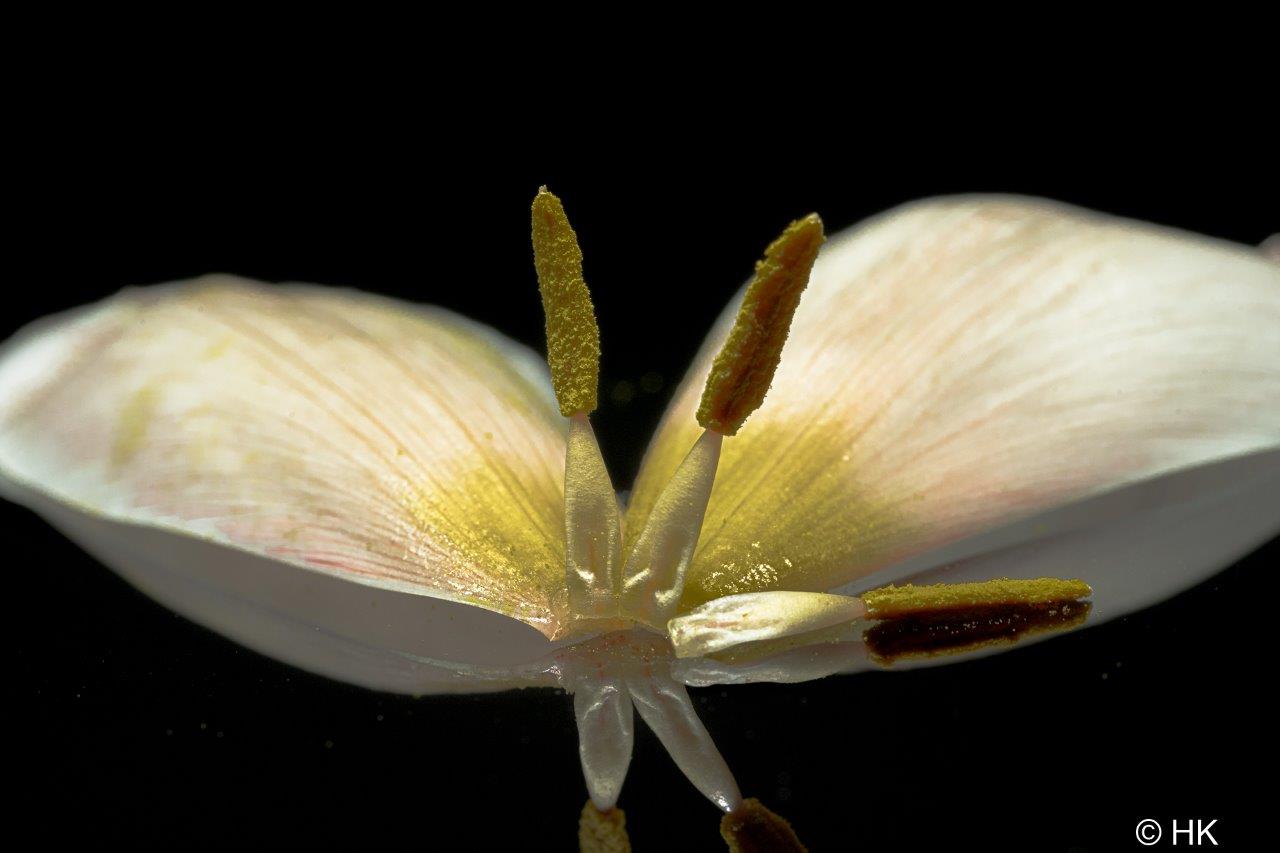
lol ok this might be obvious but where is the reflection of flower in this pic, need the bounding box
[1,192,1277,848]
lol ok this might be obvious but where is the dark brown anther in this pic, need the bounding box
[720,798,807,852]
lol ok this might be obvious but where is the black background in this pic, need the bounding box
[6,52,1277,852]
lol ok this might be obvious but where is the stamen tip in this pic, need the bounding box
[579,801,631,853]
[697,213,825,435]
[720,798,807,852]
[861,577,1093,664]
[861,577,1092,620]
[531,188,600,416]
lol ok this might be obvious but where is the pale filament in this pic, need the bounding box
[563,412,622,622]
[571,672,633,811]
[626,667,742,813]
[619,429,723,630]
[563,421,724,634]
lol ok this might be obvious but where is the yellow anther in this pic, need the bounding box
[697,214,824,436]
[532,187,600,417]
[862,577,1092,620]
[578,801,631,853]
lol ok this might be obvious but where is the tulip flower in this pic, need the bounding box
[1,190,1276,851]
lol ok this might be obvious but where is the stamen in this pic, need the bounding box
[667,591,866,659]
[721,799,807,853]
[861,577,1091,619]
[532,187,600,417]
[565,412,623,621]
[626,668,742,813]
[620,215,823,627]
[861,576,1092,666]
[619,429,722,629]
[697,214,824,436]
[864,600,1092,665]
[578,801,632,853]
[530,189,621,628]
[572,673,634,811]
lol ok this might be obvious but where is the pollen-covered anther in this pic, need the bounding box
[861,576,1092,620]
[578,801,631,853]
[532,186,601,417]
[864,598,1093,665]
[697,213,825,436]
[860,577,1094,665]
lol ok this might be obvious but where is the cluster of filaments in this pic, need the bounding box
[531,188,823,827]
[532,188,825,640]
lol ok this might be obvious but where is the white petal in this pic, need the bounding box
[9,481,562,693]
[1261,234,1280,262]
[628,197,1280,613]
[683,449,1280,685]
[863,448,1280,628]
[0,277,575,689]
